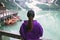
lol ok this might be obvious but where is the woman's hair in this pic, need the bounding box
[0,3,3,6]
[27,10,35,18]
[26,10,35,32]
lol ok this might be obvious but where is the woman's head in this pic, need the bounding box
[27,10,35,20]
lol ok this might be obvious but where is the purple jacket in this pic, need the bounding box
[19,20,43,40]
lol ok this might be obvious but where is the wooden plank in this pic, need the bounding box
[0,30,21,39]
[0,33,2,40]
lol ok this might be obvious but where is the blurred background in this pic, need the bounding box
[0,0,60,40]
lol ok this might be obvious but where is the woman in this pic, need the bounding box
[19,10,43,40]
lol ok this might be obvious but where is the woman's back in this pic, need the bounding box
[20,20,43,40]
